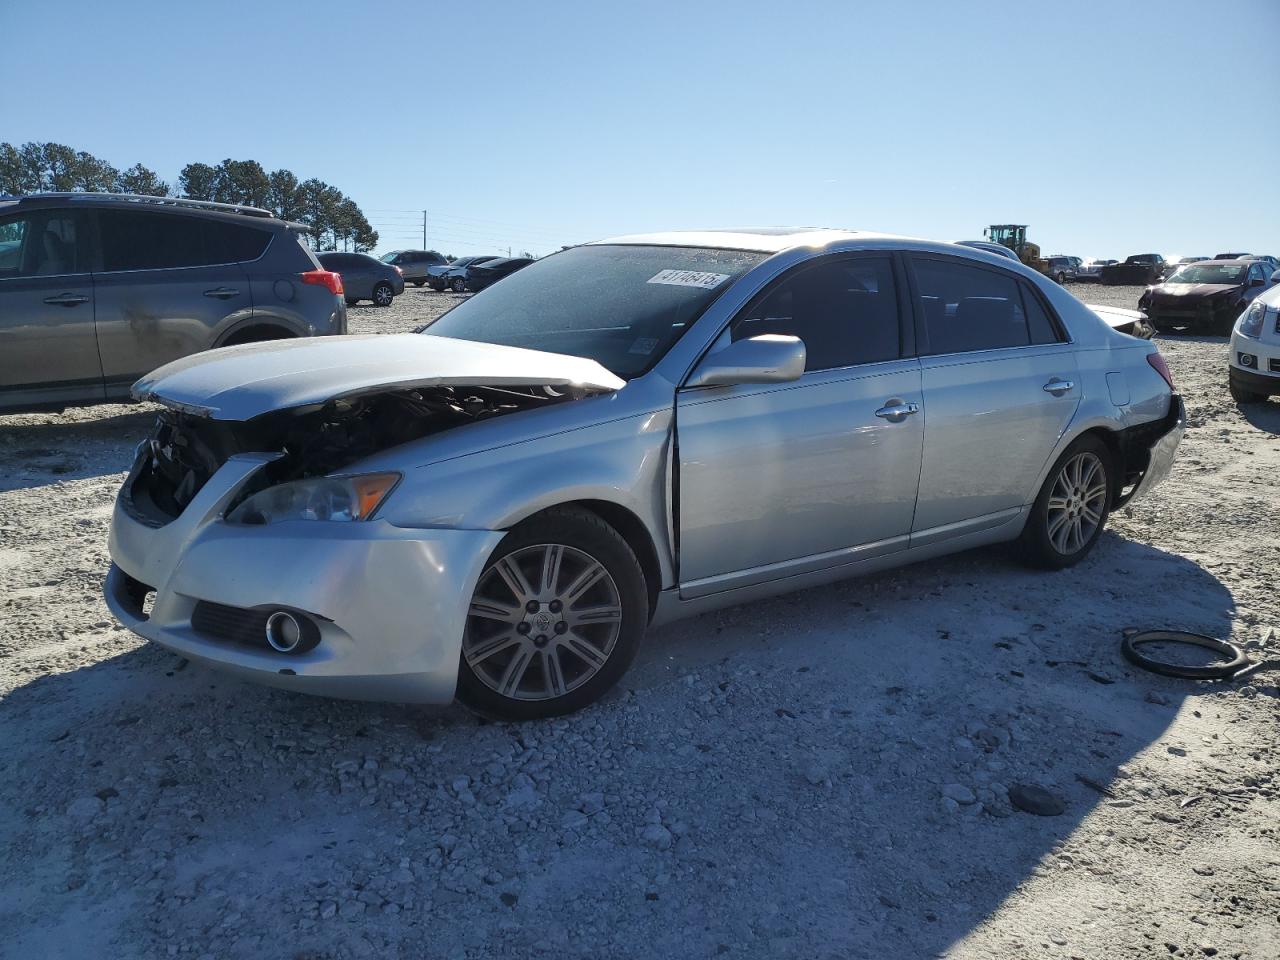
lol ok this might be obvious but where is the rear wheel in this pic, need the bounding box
[345,298,359,307]
[373,282,394,307]
[222,326,296,347]
[1055,272,1066,284]
[456,508,647,721]
[412,280,425,287]
[1019,435,1112,569]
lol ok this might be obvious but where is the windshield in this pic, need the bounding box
[422,244,766,378]
[379,252,398,263]
[1168,263,1245,284]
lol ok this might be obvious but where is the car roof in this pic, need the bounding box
[0,192,286,226]
[590,226,993,256]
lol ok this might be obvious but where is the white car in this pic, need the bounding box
[1229,274,1280,403]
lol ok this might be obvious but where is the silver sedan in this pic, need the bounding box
[105,229,1184,720]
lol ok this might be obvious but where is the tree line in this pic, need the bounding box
[0,142,377,252]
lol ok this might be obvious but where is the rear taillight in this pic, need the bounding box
[1146,351,1175,389]
[393,266,403,275]
[300,269,344,296]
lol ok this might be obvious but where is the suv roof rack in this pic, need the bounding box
[9,192,276,219]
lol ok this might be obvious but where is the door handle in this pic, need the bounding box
[203,288,240,299]
[1043,378,1075,396]
[874,400,920,422]
[43,293,89,307]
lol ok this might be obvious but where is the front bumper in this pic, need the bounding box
[1124,394,1185,505]
[1148,297,1240,330]
[1228,363,1279,396]
[105,453,503,703]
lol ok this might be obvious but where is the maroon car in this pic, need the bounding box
[1139,259,1271,335]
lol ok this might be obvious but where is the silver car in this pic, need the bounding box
[104,229,1184,720]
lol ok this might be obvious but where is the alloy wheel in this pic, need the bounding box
[1045,451,1107,555]
[374,284,393,306]
[463,543,623,701]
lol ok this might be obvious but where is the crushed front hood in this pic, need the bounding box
[132,334,625,420]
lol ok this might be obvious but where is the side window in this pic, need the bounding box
[731,256,901,371]
[913,257,1033,354]
[0,212,84,277]
[203,220,270,264]
[1020,284,1064,344]
[99,211,205,271]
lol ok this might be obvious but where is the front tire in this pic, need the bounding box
[1055,272,1066,285]
[456,508,647,721]
[451,276,466,293]
[1019,435,1112,569]
[373,282,394,307]
[412,280,425,287]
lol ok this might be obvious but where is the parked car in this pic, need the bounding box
[378,249,447,286]
[104,228,1184,720]
[1139,259,1271,334]
[1214,252,1251,260]
[1101,254,1166,285]
[0,192,346,414]
[427,255,498,291]
[1087,303,1154,339]
[953,240,1021,262]
[1076,259,1117,281]
[1044,256,1078,284]
[1228,279,1280,403]
[318,252,405,307]
[1159,256,1208,280]
[1242,254,1279,275]
[464,256,534,292]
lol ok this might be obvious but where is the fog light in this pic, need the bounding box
[1238,352,1257,368]
[264,610,319,654]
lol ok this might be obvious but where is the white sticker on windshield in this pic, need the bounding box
[647,269,730,289]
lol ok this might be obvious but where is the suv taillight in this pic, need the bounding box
[1146,351,1175,389]
[301,269,344,296]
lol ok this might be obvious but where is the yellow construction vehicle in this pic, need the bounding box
[985,225,1048,274]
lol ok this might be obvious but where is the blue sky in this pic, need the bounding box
[2,0,1277,259]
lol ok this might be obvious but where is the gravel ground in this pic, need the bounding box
[1,284,1277,960]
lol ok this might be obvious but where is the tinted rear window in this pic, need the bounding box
[99,211,270,271]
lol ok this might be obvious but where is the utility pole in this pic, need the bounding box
[422,211,427,251]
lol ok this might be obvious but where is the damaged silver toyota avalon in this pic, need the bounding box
[105,230,1185,719]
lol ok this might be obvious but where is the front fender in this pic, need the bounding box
[377,410,676,586]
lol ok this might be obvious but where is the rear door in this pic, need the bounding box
[907,254,1079,543]
[676,254,924,596]
[91,209,256,394]
[0,207,102,410]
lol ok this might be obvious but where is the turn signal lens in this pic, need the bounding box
[1146,352,1175,389]
[227,472,400,525]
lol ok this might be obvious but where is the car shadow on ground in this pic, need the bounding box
[0,535,1236,957]
[0,408,152,489]
[1239,399,1280,435]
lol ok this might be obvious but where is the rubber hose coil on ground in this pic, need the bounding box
[1120,629,1250,680]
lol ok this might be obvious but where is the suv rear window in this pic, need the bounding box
[98,211,270,271]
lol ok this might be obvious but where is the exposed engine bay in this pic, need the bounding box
[124,384,577,525]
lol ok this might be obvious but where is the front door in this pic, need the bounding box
[676,254,924,598]
[906,254,1081,541]
[0,207,102,411]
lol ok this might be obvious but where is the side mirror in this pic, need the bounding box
[685,334,806,389]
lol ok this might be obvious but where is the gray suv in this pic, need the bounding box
[0,193,347,413]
